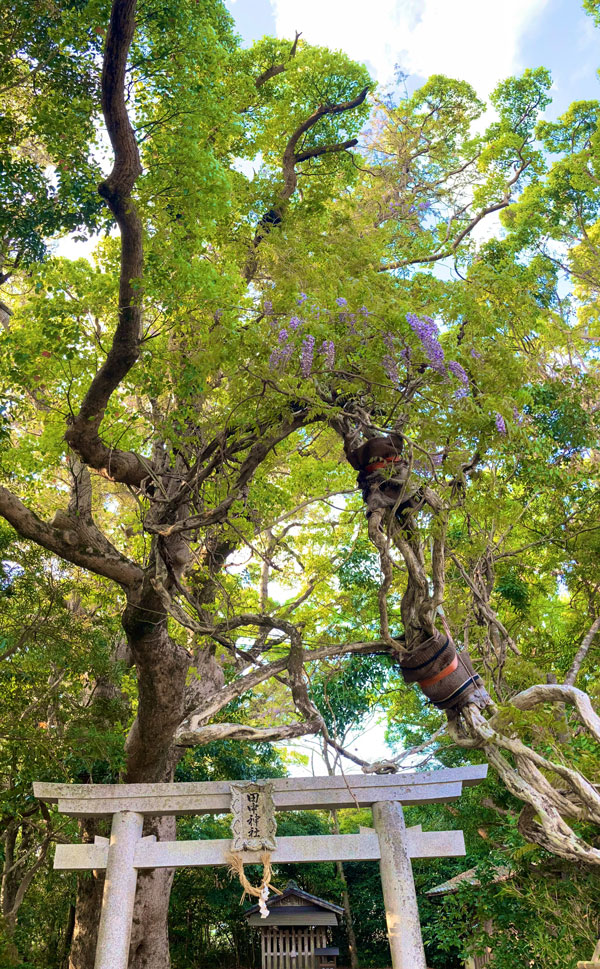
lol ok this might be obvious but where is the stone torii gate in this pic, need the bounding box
[34,764,487,969]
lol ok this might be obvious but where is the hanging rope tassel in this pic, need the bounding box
[227,850,282,917]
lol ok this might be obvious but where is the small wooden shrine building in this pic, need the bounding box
[245,881,343,969]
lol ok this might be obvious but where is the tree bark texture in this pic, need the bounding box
[129,818,176,969]
[69,823,105,969]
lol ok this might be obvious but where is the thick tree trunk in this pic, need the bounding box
[69,776,179,969]
[69,823,104,969]
[69,581,190,969]
[330,813,359,969]
[129,817,176,969]
[69,818,177,969]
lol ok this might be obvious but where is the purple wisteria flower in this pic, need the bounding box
[359,306,370,316]
[301,335,315,377]
[447,360,469,399]
[513,406,523,424]
[263,300,273,316]
[321,339,335,368]
[297,292,307,305]
[335,297,347,307]
[406,313,445,373]
[383,353,400,387]
[341,311,356,333]
[280,343,294,365]
[278,329,288,344]
[495,413,507,435]
[383,331,395,351]
[269,343,293,370]
[470,348,482,359]
[289,315,301,330]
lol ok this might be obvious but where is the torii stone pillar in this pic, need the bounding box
[373,800,427,969]
[95,811,144,969]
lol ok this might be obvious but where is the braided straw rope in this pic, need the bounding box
[227,851,283,904]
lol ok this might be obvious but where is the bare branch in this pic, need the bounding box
[361,725,447,774]
[294,138,359,164]
[379,160,530,273]
[0,485,142,588]
[178,632,389,734]
[280,86,369,201]
[174,718,320,747]
[255,31,301,88]
[449,552,520,657]
[148,410,322,537]
[245,84,369,280]
[4,834,53,925]
[564,616,600,686]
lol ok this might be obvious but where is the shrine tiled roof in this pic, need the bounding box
[244,882,344,917]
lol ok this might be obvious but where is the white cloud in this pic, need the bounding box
[270,0,549,96]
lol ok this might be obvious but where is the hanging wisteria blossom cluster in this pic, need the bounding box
[300,335,315,377]
[262,294,520,435]
[265,295,343,377]
[446,360,469,399]
[406,313,478,400]
[406,313,446,374]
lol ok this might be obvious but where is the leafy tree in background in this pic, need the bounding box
[0,522,128,966]
[1,0,600,965]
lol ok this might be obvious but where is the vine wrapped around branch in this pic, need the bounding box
[341,428,600,867]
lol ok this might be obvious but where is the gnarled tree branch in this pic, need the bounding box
[0,485,142,589]
[245,84,369,280]
[64,0,149,488]
[174,718,320,747]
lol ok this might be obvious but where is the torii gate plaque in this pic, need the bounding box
[34,764,487,969]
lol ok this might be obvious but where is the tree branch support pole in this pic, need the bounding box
[95,810,144,969]
[372,800,427,969]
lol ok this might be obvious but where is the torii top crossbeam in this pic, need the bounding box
[33,763,487,816]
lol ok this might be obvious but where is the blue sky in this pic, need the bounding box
[226,0,599,120]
